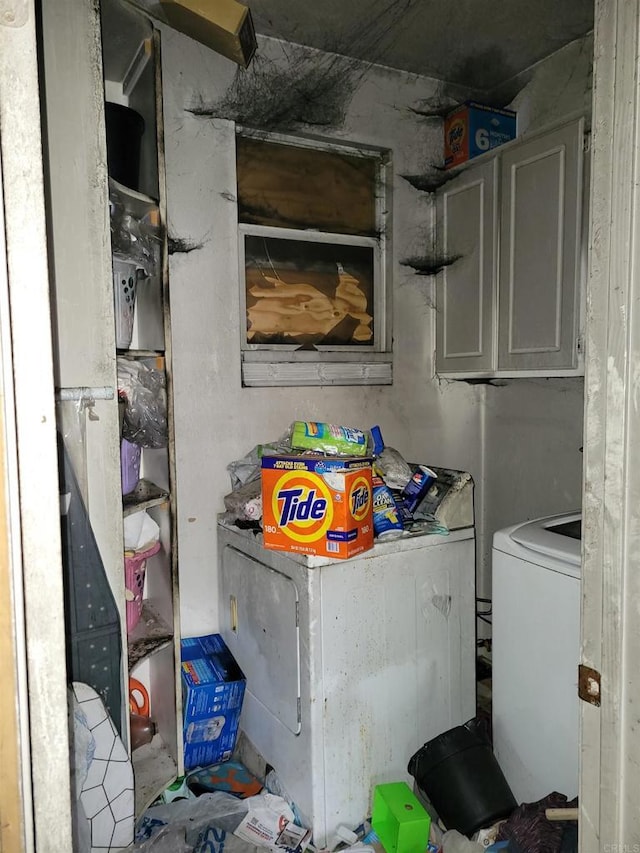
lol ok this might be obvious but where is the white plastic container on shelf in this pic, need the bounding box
[113,254,139,348]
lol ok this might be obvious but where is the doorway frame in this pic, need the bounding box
[580,0,640,846]
[0,3,73,850]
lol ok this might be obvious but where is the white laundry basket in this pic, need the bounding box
[112,255,139,349]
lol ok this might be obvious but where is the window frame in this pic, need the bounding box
[239,224,383,353]
[235,128,392,386]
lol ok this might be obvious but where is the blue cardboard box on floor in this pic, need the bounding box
[181,633,246,770]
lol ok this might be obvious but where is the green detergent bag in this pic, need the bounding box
[290,420,369,456]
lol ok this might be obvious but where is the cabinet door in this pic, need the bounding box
[498,119,584,371]
[435,159,497,374]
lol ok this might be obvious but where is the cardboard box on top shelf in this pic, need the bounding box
[444,102,516,169]
[160,0,257,68]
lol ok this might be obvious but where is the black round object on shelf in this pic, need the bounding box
[104,102,145,190]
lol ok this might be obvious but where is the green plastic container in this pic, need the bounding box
[371,782,431,853]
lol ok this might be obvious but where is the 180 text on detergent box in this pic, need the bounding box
[261,455,374,559]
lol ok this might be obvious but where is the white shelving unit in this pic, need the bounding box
[102,1,183,815]
[42,0,183,821]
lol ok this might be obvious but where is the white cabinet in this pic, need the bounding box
[435,158,498,374]
[435,118,585,378]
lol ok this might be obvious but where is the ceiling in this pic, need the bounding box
[110,0,594,94]
[246,0,594,92]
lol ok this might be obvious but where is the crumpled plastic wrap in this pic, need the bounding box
[134,790,310,853]
[373,446,413,490]
[224,479,263,522]
[110,183,162,279]
[226,433,294,491]
[442,829,484,852]
[123,510,160,552]
[118,359,167,449]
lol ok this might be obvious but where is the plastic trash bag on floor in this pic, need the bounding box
[130,824,192,853]
[132,824,249,853]
[134,790,310,853]
[442,830,484,851]
[264,768,305,829]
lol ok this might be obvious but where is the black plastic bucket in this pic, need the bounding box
[408,718,517,836]
[104,102,145,190]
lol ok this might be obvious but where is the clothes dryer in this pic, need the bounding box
[218,518,476,845]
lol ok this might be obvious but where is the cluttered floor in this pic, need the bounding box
[127,422,578,852]
[124,643,578,853]
[68,421,579,852]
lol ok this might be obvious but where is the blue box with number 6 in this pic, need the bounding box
[444,101,516,169]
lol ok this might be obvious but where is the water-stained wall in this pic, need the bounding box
[476,34,592,603]
[160,29,482,634]
[160,24,592,635]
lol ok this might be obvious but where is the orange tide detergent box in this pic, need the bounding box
[261,455,374,559]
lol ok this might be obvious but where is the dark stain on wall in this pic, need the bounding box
[187,0,427,132]
[188,48,359,131]
[461,378,510,386]
[401,255,461,276]
[167,236,204,255]
[400,170,460,193]
[449,47,517,97]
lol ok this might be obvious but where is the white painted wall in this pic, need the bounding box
[477,34,592,601]
[161,31,482,635]
[161,27,592,636]
[496,34,594,135]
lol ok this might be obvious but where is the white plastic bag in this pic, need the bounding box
[135,791,310,853]
[442,829,484,852]
[124,510,160,552]
[374,446,414,490]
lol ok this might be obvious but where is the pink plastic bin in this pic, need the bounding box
[125,540,161,633]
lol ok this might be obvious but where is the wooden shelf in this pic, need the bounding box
[117,350,165,363]
[123,478,169,517]
[132,733,177,815]
[128,601,174,669]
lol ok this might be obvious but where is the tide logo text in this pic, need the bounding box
[349,477,372,522]
[351,487,368,514]
[277,487,328,527]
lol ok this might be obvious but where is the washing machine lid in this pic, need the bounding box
[493,511,581,577]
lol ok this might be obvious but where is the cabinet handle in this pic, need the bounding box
[230,595,238,632]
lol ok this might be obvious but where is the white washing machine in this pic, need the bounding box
[218,518,476,846]
[492,512,581,804]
